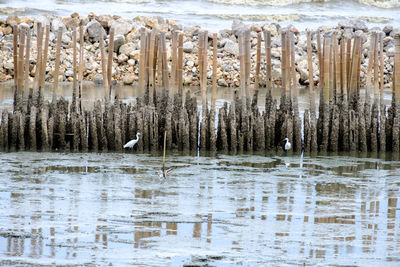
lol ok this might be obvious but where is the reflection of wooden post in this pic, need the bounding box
[307,31,315,111]
[264,30,272,94]
[107,28,114,99]
[177,33,183,95]
[255,32,261,90]
[53,27,63,101]
[212,33,217,108]
[13,25,18,87]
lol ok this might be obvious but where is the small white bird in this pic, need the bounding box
[123,133,141,149]
[284,138,291,151]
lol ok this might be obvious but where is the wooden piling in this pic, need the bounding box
[255,32,261,90]
[212,33,217,108]
[177,33,184,96]
[39,25,50,103]
[100,32,109,95]
[13,25,18,87]
[264,30,272,94]
[138,28,146,92]
[53,27,63,101]
[107,28,115,99]
[72,27,77,112]
[23,30,31,102]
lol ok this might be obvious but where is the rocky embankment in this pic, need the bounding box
[0,13,398,88]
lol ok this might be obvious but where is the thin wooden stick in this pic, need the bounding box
[107,28,115,99]
[264,30,272,94]
[212,33,217,108]
[53,27,63,101]
[255,32,261,90]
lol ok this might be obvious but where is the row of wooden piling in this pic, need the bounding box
[1,24,400,153]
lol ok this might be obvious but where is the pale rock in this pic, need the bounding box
[86,19,106,40]
[183,41,194,53]
[110,18,133,36]
[223,40,239,56]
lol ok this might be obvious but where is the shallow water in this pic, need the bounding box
[0,151,399,266]
[1,0,400,31]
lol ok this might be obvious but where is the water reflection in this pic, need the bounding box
[0,152,399,266]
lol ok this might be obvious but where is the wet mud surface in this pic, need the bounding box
[0,152,400,266]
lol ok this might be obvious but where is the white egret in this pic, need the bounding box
[284,138,291,151]
[123,133,141,149]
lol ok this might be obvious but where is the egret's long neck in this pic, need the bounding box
[136,134,140,140]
